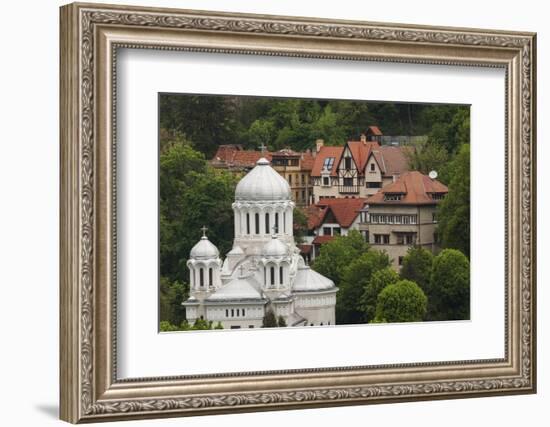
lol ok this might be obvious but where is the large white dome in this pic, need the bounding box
[235,158,291,201]
[190,236,219,259]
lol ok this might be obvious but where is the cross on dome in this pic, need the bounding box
[272,224,279,236]
[258,142,268,155]
[200,225,208,239]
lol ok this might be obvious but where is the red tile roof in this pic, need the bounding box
[366,171,448,205]
[311,146,344,177]
[311,141,409,178]
[316,197,368,228]
[367,125,383,136]
[271,148,300,157]
[301,152,315,171]
[375,145,410,176]
[306,197,368,229]
[304,205,327,230]
[348,140,380,172]
[212,145,272,168]
[298,244,312,254]
[312,235,335,245]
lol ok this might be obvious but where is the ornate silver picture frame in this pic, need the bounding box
[60,2,536,423]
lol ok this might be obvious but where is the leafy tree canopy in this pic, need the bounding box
[400,247,434,294]
[429,249,470,320]
[311,230,369,285]
[374,280,428,323]
[360,267,400,322]
[262,309,278,328]
[337,249,391,324]
[436,144,470,257]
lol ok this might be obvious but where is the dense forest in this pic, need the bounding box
[160,94,469,157]
[158,94,470,329]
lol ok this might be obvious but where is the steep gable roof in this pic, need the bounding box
[346,140,380,172]
[310,197,368,228]
[367,125,383,136]
[366,171,448,205]
[311,146,344,177]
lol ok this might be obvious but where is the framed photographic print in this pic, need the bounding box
[59,2,537,423]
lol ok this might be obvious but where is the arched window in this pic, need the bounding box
[283,212,286,233]
[208,268,213,287]
[199,268,204,287]
[279,266,283,285]
[192,270,195,288]
[275,213,279,233]
[264,267,267,286]
[270,266,275,286]
[246,213,250,234]
[265,213,270,234]
[255,213,260,234]
[242,308,246,317]
[225,309,229,317]
[231,309,234,317]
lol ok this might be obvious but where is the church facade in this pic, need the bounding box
[183,156,338,329]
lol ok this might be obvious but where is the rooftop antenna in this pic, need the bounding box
[428,170,438,180]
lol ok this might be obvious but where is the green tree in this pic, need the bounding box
[311,230,369,285]
[436,144,470,257]
[404,140,449,178]
[429,249,470,320]
[360,267,400,322]
[247,119,276,150]
[159,94,239,157]
[179,320,191,331]
[419,105,470,155]
[262,309,278,328]
[277,315,287,327]
[159,321,179,332]
[192,318,213,330]
[160,142,238,284]
[214,322,224,330]
[293,208,308,244]
[159,277,188,326]
[337,250,391,324]
[400,247,434,294]
[374,280,427,323]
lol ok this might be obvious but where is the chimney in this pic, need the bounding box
[315,139,324,153]
[360,133,367,144]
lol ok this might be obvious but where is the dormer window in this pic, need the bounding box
[323,157,335,171]
[384,193,403,201]
[430,192,445,200]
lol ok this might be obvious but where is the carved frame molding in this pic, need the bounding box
[60,2,536,423]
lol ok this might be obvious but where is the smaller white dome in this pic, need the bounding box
[190,236,219,259]
[227,245,244,256]
[293,265,335,292]
[262,237,288,257]
[206,278,263,301]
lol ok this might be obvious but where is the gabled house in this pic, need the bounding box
[310,132,409,202]
[302,197,368,260]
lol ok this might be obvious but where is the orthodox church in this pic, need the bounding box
[183,155,338,329]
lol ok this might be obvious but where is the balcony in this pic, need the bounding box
[338,185,359,194]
